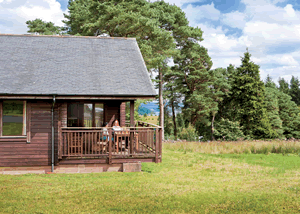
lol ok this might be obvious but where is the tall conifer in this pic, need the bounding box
[231,50,275,138]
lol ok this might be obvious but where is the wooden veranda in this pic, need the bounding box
[58,122,162,164]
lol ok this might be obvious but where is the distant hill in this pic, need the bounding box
[138,102,159,115]
[138,101,183,115]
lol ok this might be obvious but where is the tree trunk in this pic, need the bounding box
[211,113,215,141]
[159,69,164,141]
[171,99,177,138]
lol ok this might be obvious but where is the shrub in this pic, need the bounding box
[178,123,198,141]
[214,118,245,141]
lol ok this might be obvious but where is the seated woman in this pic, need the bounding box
[112,120,122,133]
[112,120,126,151]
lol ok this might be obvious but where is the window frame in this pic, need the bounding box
[67,102,104,128]
[0,100,27,138]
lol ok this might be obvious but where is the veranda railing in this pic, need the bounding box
[58,125,162,163]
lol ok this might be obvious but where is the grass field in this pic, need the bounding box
[1,141,300,213]
[140,115,159,125]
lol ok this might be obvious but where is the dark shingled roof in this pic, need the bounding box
[0,34,156,96]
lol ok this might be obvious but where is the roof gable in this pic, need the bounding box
[0,35,156,97]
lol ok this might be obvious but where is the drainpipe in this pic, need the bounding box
[51,95,56,172]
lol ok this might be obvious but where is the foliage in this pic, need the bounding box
[163,104,173,137]
[214,118,245,141]
[278,77,290,95]
[230,50,275,139]
[65,0,177,69]
[178,123,198,141]
[289,76,300,106]
[26,19,62,35]
[171,41,212,126]
[176,112,185,129]
[277,90,300,138]
[264,86,284,138]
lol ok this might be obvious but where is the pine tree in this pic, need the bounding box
[231,50,275,138]
[209,68,231,140]
[278,77,290,95]
[278,91,300,138]
[171,41,212,126]
[215,64,237,122]
[264,79,284,138]
[289,76,300,106]
[164,72,181,139]
[26,19,62,35]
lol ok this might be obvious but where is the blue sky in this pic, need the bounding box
[0,0,299,83]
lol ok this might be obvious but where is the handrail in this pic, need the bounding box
[61,126,161,130]
[136,121,161,128]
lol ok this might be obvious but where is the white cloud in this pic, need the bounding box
[183,2,220,26]
[0,0,12,3]
[222,11,247,29]
[285,4,296,17]
[0,0,66,34]
[167,0,300,81]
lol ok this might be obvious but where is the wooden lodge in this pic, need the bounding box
[0,34,161,173]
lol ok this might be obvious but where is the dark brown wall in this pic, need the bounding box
[0,100,126,167]
[0,101,53,167]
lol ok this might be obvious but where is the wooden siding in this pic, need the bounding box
[0,101,53,167]
[0,100,134,167]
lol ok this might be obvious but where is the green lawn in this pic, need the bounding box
[1,142,300,213]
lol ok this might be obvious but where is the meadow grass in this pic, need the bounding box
[165,139,300,155]
[142,115,159,125]
[1,141,300,213]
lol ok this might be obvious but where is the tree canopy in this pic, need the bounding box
[26,19,62,35]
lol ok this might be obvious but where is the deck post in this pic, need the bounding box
[108,129,112,164]
[130,101,135,155]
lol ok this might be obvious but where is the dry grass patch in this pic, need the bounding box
[165,140,300,155]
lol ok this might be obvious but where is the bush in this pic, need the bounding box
[178,123,198,141]
[214,118,245,141]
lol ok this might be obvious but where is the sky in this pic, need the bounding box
[0,0,299,83]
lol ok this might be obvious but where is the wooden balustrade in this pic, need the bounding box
[59,125,162,163]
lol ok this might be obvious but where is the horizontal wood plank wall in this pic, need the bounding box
[105,101,121,126]
[0,100,52,167]
[120,102,126,127]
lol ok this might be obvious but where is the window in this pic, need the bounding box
[67,103,104,127]
[2,100,26,136]
[95,104,104,127]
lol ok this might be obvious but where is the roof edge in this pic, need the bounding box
[0,34,136,40]
[0,94,157,100]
